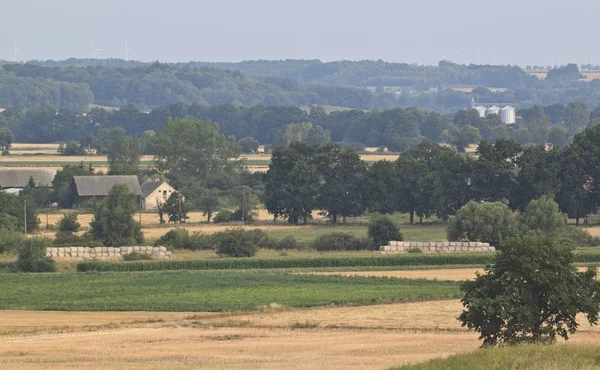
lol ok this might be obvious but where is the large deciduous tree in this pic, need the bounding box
[264,142,320,224]
[107,136,142,175]
[316,144,368,224]
[447,201,518,247]
[459,236,600,346]
[153,118,241,188]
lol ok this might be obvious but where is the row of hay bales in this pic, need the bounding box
[45,246,173,260]
[380,241,495,254]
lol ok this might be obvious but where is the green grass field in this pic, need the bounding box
[0,271,460,311]
[393,344,600,370]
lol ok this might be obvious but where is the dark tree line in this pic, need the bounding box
[264,128,600,225]
[3,101,600,152]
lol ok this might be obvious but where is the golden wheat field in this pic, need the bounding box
[2,300,600,369]
[306,267,592,281]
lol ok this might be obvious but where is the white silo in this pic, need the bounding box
[500,106,516,124]
[487,105,501,116]
[475,106,487,118]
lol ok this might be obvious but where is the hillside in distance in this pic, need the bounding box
[2,59,600,113]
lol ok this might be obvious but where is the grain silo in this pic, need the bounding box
[475,106,487,118]
[500,105,516,124]
[487,105,501,116]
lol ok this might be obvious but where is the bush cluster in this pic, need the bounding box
[311,232,374,251]
[0,230,24,254]
[16,238,56,273]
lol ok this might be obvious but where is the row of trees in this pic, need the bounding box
[263,125,600,225]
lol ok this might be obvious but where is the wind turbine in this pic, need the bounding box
[8,38,21,62]
[120,37,134,61]
[88,40,102,59]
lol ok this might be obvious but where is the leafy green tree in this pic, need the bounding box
[107,136,142,175]
[523,106,550,145]
[447,201,518,247]
[89,184,143,247]
[459,236,600,346]
[429,147,474,220]
[198,188,221,222]
[238,137,260,154]
[471,139,521,203]
[565,101,589,133]
[215,229,259,257]
[453,109,482,128]
[229,185,259,223]
[153,118,240,188]
[51,163,95,208]
[515,145,561,211]
[442,125,481,152]
[305,125,331,145]
[163,191,189,223]
[548,126,569,147]
[0,127,13,155]
[365,160,399,215]
[16,238,56,273]
[520,196,568,237]
[57,213,80,234]
[395,155,430,224]
[368,214,402,248]
[264,142,320,224]
[58,141,85,156]
[317,144,367,223]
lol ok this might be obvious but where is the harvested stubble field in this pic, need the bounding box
[2,300,600,369]
[307,266,595,281]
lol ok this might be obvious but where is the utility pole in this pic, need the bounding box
[24,200,27,235]
[46,202,49,230]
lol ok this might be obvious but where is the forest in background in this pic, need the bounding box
[0,59,598,113]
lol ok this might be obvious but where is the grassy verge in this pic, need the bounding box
[0,271,460,311]
[393,344,600,370]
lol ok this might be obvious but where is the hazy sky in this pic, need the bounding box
[2,0,599,66]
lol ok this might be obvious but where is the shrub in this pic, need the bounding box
[407,247,423,253]
[275,236,298,250]
[16,238,56,273]
[231,209,256,223]
[213,210,234,224]
[368,214,402,248]
[155,228,191,249]
[312,232,374,252]
[57,213,80,233]
[559,226,600,247]
[447,201,518,247]
[215,229,259,258]
[520,196,568,237]
[122,252,153,261]
[155,229,216,250]
[0,230,24,254]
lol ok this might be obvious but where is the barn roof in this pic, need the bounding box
[73,176,142,197]
[140,180,165,198]
[0,168,57,188]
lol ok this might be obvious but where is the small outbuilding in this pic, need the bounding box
[140,179,178,210]
[71,175,142,205]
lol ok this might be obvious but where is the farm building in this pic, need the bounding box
[140,179,178,210]
[0,168,57,189]
[70,175,142,205]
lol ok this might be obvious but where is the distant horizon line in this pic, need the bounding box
[0,57,596,70]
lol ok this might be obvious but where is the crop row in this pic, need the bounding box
[76,252,600,272]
